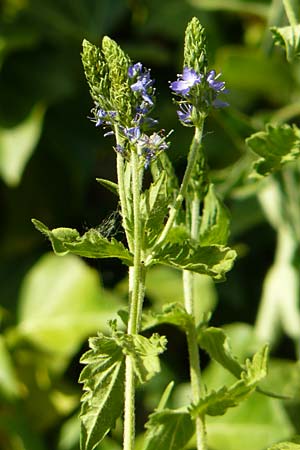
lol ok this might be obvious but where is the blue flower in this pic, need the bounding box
[123,126,141,142]
[206,70,226,93]
[170,67,202,96]
[128,62,143,78]
[95,108,107,127]
[177,103,193,124]
[128,63,155,106]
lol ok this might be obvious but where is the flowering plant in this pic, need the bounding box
[31,14,300,450]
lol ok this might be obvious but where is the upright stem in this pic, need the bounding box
[123,149,144,450]
[183,195,207,450]
[146,120,205,264]
[282,0,298,25]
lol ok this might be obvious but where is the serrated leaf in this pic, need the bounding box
[199,184,230,245]
[143,408,195,450]
[246,124,300,177]
[271,25,300,62]
[142,302,193,332]
[122,333,167,384]
[96,178,119,196]
[32,219,133,265]
[141,171,170,247]
[198,327,243,379]
[79,334,125,450]
[191,345,268,417]
[152,228,236,281]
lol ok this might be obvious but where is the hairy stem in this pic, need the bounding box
[283,0,298,26]
[116,150,134,252]
[123,150,144,450]
[146,119,205,264]
[183,195,207,450]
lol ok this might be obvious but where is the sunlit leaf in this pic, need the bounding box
[0,104,45,186]
[17,253,124,357]
[79,334,125,450]
[0,335,20,400]
[143,408,194,450]
[268,439,300,450]
[271,25,300,62]
[32,219,133,265]
[246,124,300,177]
[142,302,193,332]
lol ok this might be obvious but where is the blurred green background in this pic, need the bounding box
[1,0,300,449]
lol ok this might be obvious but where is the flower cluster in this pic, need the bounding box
[170,67,228,125]
[90,62,170,168]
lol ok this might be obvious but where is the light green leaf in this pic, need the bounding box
[142,302,193,332]
[191,345,268,417]
[79,334,125,450]
[198,327,243,379]
[0,104,45,186]
[268,440,300,450]
[122,333,167,384]
[271,25,300,62]
[187,0,269,18]
[96,178,119,196]
[0,335,20,400]
[32,219,133,265]
[17,253,124,358]
[199,184,230,245]
[143,408,195,450]
[246,124,300,178]
[152,228,236,281]
[141,171,170,247]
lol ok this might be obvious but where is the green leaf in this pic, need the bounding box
[17,253,124,358]
[122,333,167,384]
[0,104,45,186]
[32,219,133,265]
[199,184,230,245]
[141,171,170,248]
[79,334,125,450]
[268,440,300,450]
[0,335,20,400]
[246,124,300,178]
[142,302,193,332]
[152,227,236,281]
[271,25,300,62]
[143,408,195,450]
[188,0,269,18]
[191,345,268,418]
[198,327,243,379]
[96,178,119,196]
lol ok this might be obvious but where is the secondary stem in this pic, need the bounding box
[123,149,144,450]
[282,0,298,25]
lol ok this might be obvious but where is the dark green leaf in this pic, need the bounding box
[198,327,243,379]
[32,219,133,265]
[199,184,230,245]
[246,124,300,177]
[271,25,300,62]
[79,334,125,450]
[151,227,236,281]
[143,408,195,450]
[141,171,170,247]
[191,345,268,417]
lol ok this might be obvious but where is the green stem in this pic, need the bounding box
[123,149,144,450]
[183,195,207,450]
[261,0,284,55]
[146,119,205,264]
[282,0,298,25]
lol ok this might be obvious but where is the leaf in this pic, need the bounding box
[268,440,300,450]
[143,408,195,450]
[122,333,167,384]
[32,219,133,265]
[199,184,230,245]
[271,25,300,62]
[79,334,125,450]
[142,302,193,332]
[246,124,300,178]
[17,252,124,359]
[96,178,119,196]
[191,345,268,418]
[0,104,45,186]
[152,227,236,281]
[198,327,243,379]
[0,335,21,400]
[188,0,269,18]
[141,171,170,247]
